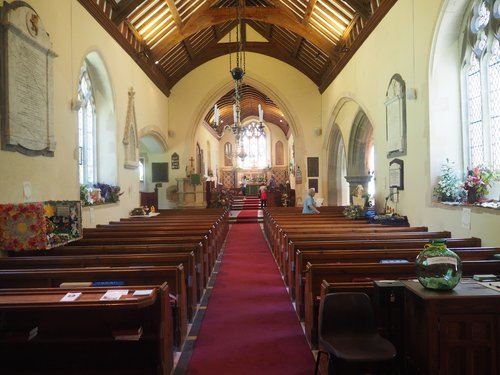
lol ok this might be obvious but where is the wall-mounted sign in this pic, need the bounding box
[171,153,179,169]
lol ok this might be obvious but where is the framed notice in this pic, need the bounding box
[307,157,319,177]
[385,74,407,158]
[389,159,404,190]
[171,153,179,169]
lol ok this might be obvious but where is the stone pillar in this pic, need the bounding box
[344,175,372,204]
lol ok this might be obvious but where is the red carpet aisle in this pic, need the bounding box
[185,223,315,375]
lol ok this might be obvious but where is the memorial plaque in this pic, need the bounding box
[385,74,407,158]
[0,2,57,156]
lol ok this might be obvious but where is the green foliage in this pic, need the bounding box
[433,159,464,201]
[343,205,365,219]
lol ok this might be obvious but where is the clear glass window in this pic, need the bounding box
[77,62,96,185]
[462,0,500,171]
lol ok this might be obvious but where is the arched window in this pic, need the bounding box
[77,62,96,185]
[462,0,500,170]
[240,122,267,169]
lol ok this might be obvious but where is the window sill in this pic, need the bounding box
[82,202,120,209]
[434,201,500,215]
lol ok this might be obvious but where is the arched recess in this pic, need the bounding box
[325,97,374,204]
[347,111,373,176]
[138,126,169,207]
[138,126,168,151]
[83,51,118,184]
[327,124,348,205]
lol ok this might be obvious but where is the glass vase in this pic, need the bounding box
[416,239,462,290]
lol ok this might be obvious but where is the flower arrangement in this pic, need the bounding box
[343,205,365,219]
[463,165,499,197]
[433,159,464,202]
[80,183,123,206]
[281,192,288,207]
[208,187,233,209]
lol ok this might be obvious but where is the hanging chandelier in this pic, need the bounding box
[212,2,265,161]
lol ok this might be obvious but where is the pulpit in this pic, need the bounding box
[176,176,207,208]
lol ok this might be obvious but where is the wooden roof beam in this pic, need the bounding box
[152,7,339,62]
[165,0,183,28]
[319,0,397,92]
[168,41,322,88]
[343,0,372,18]
[111,0,144,25]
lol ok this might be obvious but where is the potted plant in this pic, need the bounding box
[463,165,499,203]
[433,159,464,202]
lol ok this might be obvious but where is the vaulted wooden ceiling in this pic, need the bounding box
[78,0,396,134]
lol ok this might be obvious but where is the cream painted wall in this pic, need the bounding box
[2,0,498,246]
[0,0,169,229]
[321,0,500,245]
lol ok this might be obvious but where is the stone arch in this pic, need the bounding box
[325,97,373,205]
[347,111,373,176]
[138,126,168,152]
[327,124,348,205]
[186,75,305,164]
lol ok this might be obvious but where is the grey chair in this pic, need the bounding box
[314,292,397,375]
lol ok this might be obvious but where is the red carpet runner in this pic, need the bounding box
[236,209,259,217]
[186,223,315,375]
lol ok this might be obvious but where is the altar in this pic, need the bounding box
[247,184,261,196]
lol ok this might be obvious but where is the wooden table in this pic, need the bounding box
[403,279,500,375]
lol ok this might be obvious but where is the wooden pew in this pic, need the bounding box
[80,229,218,273]
[0,266,187,349]
[271,224,425,262]
[67,236,214,287]
[0,252,198,321]
[277,231,453,283]
[303,260,500,349]
[96,222,226,256]
[13,242,206,301]
[292,246,500,304]
[286,237,481,290]
[0,283,173,375]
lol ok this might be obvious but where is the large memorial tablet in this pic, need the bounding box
[0,1,57,156]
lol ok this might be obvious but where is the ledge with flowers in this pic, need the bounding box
[80,183,123,206]
[433,160,500,209]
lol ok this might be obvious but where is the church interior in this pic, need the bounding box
[0,0,499,374]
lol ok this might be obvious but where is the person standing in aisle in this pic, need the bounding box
[259,183,268,208]
[241,175,247,196]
